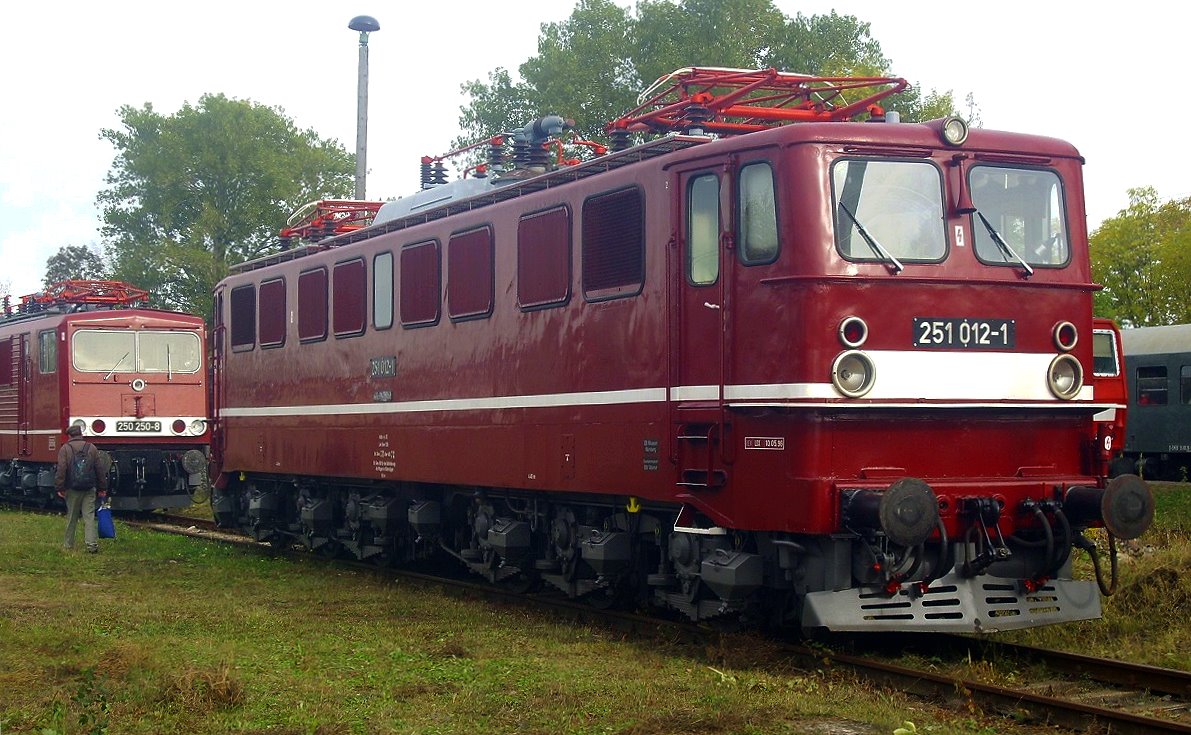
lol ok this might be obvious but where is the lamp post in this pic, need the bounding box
[349,15,380,200]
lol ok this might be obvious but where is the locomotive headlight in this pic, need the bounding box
[189,419,206,435]
[940,116,968,146]
[832,350,876,398]
[1047,353,1084,399]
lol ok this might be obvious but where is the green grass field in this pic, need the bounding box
[1,481,1187,734]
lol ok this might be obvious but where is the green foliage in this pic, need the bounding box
[456,0,957,147]
[1090,187,1191,326]
[97,93,354,319]
[42,244,110,289]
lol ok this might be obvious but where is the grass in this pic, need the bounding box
[2,510,1037,735]
[3,481,1187,733]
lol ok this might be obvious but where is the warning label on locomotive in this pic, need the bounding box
[372,433,396,476]
[912,318,1015,349]
[745,437,785,451]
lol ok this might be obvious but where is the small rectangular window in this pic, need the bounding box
[739,162,778,264]
[448,227,494,320]
[1182,366,1191,405]
[518,206,571,309]
[298,268,328,342]
[401,240,441,327]
[333,258,367,337]
[687,174,720,285]
[230,285,256,350]
[0,338,12,385]
[373,251,394,330]
[1091,330,1119,377]
[39,329,57,373]
[1136,366,1167,406]
[259,278,286,348]
[583,188,643,300]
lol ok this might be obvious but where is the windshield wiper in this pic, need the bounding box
[976,210,1033,277]
[166,344,173,382]
[837,202,903,273]
[104,352,130,381]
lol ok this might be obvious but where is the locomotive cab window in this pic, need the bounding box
[969,165,1069,268]
[1091,329,1119,377]
[72,331,135,373]
[687,173,720,285]
[1136,366,1168,406]
[583,187,644,300]
[833,159,946,264]
[39,329,56,373]
[1182,366,1191,405]
[0,338,12,385]
[739,162,779,264]
[137,332,201,374]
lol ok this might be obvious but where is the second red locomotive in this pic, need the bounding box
[211,68,1152,633]
[0,281,210,511]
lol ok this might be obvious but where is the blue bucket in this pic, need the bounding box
[97,506,116,539]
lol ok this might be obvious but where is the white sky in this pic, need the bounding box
[1,1,1186,299]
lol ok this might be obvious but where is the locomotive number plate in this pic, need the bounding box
[913,318,1015,349]
[116,420,161,432]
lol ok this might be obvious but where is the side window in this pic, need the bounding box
[1091,330,1119,377]
[401,240,441,327]
[518,206,571,309]
[298,268,328,343]
[333,258,367,338]
[1136,366,1167,406]
[583,188,644,300]
[739,162,778,264]
[373,251,394,330]
[0,337,12,385]
[39,329,57,373]
[687,174,720,285]
[230,284,256,351]
[448,227,494,321]
[1182,366,1191,405]
[258,278,286,348]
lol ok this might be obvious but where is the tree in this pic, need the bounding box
[456,0,957,146]
[1091,187,1191,327]
[43,244,110,288]
[97,93,354,321]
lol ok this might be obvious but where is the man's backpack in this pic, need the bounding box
[66,442,96,491]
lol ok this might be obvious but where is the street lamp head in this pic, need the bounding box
[348,15,380,33]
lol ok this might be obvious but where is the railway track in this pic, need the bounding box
[128,512,1191,734]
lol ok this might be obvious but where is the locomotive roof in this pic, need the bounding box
[0,305,204,334]
[1120,323,1191,356]
[227,116,1083,278]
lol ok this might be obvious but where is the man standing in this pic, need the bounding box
[56,425,109,553]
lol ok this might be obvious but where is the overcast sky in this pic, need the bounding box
[1,1,1186,299]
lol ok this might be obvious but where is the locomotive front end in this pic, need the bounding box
[65,314,209,510]
[771,121,1155,632]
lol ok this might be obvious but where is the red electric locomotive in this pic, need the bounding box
[212,68,1152,632]
[0,281,210,511]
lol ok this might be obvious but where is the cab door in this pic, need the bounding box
[15,333,30,456]
[671,164,732,490]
